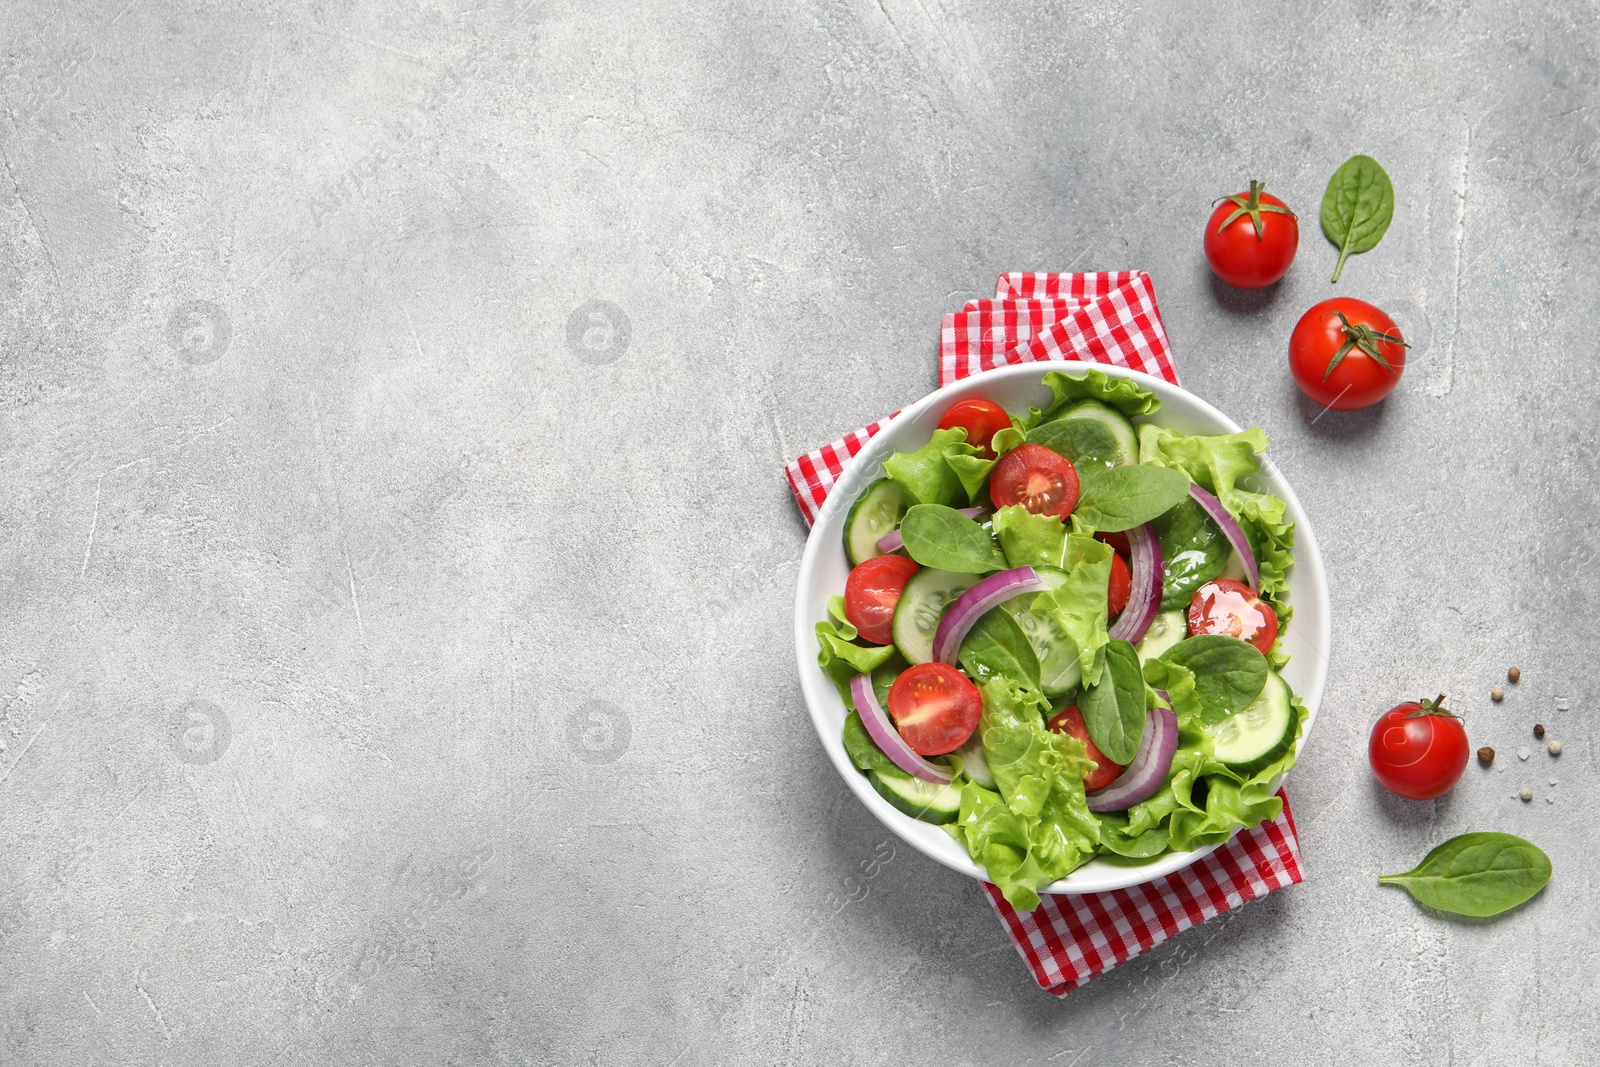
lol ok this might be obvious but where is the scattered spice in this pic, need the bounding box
[1491,686,1505,702]
[1518,747,1531,761]
[1548,740,1563,756]
[1534,723,1546,739]
[1520,787,1533,802]
[1477,746,1495,766]
[1507,666,1521,683]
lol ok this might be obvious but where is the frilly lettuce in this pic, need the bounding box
[884,427,992,508]
[1028,533,1113,687]
[816,595,896,708]
[946,677,1100,910]
[1136,423,1297,641]
[1038,368,1163,420]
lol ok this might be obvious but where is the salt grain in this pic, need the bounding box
[1518,747,1531,761]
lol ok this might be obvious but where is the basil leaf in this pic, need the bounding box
[898,504,1007,574]
[1026,417,1120,468]
[1378,833,1552,918]
[1160,635,1267,724]
[958,608,1040,688]
[1321,154,1395,283]
[1080,639,1146,764]
[1152,497,1231,611]
[1074,464,1192,533]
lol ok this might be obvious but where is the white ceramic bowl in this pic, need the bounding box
[794,363,1330,894]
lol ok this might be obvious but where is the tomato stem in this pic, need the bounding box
[1214,180,1296,241]
[1321,310,1410,381]
[1405,693,1460,720]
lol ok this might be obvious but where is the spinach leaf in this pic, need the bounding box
[1321,154,1395,283]
[1073,464,1192,533]
[899,504,1007,574]
[1379,833,1552,918]
[1160,635,1267,724]
[1080,639,1146,764]
[958,608,1041,688]
[1152,496,1230,610]
[1026,417,1120,468]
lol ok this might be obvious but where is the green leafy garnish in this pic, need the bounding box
[1025,417,1120,469]
[1037,368,1161,420]
[1073,464,1192,533]
[1320,154,1395,283]
[1379,833,1552,919]
[958,608,1041,689]
[1079,639,1147,764]
[898,504,1007,574]
[1160,635,1268,724]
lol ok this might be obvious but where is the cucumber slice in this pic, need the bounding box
[1136,610,1187,663]
[953,733,995,789]
[892,568,981,664]
[1055,400,1139,466]
[1208,671,1295,774]
[1000,566,1081,696]
[869,770,962,825]
[843,479,911,566]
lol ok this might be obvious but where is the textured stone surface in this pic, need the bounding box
[2,2,1597,1064]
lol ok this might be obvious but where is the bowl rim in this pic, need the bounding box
[792,361,1330,896]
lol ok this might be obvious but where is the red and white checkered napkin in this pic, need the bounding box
[786,271,1307,995]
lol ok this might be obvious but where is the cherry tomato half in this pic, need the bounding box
[1107,551,1131,618]
[1047,705,1125,791]
[937,398,1012,458]
[843,554,920,646]
[1288,297,1408,411]
[990,443,1079,519]
[887,663,982,756]
[1187,578,1279,654]
[1204,181,1299,289]
[1368,695,1469,800]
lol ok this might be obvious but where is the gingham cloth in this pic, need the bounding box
[786,271,1305,995]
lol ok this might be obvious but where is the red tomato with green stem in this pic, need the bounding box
[1047,705,1125,791]
[843,554,919,646]
[989,443,1079,519]
[1188,578,1279,654]
[1368,694,1469,800]
[938,398,1012,458]
[1204,180,1299,289]
[887,663,982,756]
[1288,298,1409,411]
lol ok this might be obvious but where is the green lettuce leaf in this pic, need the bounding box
[1038,368,1162,419]
[884,427,990,507]
[991,504,1068,570]
[945,677,1100,910]
[815,595,896,707]
[1136,424,1296,634]
[1028,533,1113,687]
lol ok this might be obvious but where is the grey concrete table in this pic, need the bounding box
[3,2,1597,1064]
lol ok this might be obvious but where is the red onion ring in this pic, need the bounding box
[1086,701,1178,812]
[932,566,1047,665]
[849,673,954,784]
[1188,484,1260,592]
[1106,522,1162,644]
[875,506,985,554]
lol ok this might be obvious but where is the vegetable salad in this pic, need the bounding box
[816,369,1305,911]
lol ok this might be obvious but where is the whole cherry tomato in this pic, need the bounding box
[1204,180,1299,289]
[937,398,1012,458]
[1288,297,1409,411]
[1368,694,1469,800]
